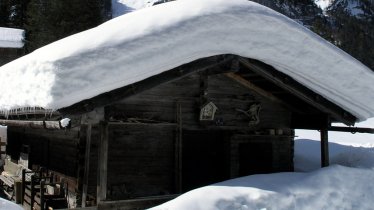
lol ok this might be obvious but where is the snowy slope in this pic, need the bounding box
[0,27,24,48]
[152,165,374,210]
[112,0,158,17]
[153,122,374,210]
[0,0,373,121]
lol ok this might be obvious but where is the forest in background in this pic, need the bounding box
[0,0,111,52]
[0,0,373,70]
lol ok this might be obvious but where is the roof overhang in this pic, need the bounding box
[57,55,357,126]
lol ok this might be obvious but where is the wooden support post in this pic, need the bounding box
[21,169,25,205]
[321,128,329,167]
[97,121,109,203]
[30,175,35,210]
[40,180,45,210]
[175,102,183,193]
[81,124,92,207]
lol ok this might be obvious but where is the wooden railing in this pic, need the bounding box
[0,107,57,118]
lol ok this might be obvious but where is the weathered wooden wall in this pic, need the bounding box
[106,124,175,200]
[105,73,291,128]
[4,69,295,204]
[6,127,80,177]
[101,71,294,199]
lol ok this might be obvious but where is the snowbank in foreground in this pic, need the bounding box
[0,0,373,121]
[152,165,374,210]
[0,198,23,210]
[153,123,374,210]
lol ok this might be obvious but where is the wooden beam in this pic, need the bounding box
[0,119,62,129]
[97,121,109,203]
[175,102,183,193]
[225,73,289,106]
[82,124,92,207]
[321,128,329,167]
[238,58,357,125]
[329,126,374,134]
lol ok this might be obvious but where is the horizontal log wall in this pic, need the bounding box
[106,123,176,200]
[230,133,294,178]
[100,71,294,200]
[105,72,291,129]
[7,127,80,177]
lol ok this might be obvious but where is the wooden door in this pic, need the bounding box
[182,130,229,192]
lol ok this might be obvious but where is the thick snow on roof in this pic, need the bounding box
[0,27,25,48]
[0,0,373,121]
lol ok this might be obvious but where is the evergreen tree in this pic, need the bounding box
[25,0,108,52]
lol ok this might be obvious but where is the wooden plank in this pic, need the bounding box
[97,121,109,203]
[175,102,183,193]
[82,124,92,207]
[225,73,285,105]
[239,57,357,125]
[328,126,374,134]
[0,119,62,129]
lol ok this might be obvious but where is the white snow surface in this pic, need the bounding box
[112,0,174,17]
[0,0,373,121]
[0,27,25,48]
[0,198,23,210]
[314,0,333,10]
[152,165,374,210]
[60,118,71,128]
[111,0,156,17]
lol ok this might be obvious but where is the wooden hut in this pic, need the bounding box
[1,55,370,209]
[0,1,373,209]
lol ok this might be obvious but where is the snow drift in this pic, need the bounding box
[151,165,374,210]
[153,137,374,210]
[0,0,373,121]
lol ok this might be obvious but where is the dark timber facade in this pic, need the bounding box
[1,55,359,209]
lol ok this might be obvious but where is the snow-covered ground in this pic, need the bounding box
[0,198,23,210]
[0,27,24,48]
[153,119,374,210]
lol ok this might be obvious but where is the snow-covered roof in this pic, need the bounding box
[0,27,25,48]
[0,0,373,121]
